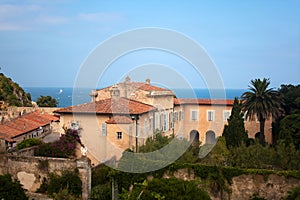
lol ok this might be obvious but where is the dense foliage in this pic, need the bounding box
[274,84,300,149]
[37,169,82,198]
[118,131,196,173]
[0,174,27,200]
[279,114,300,149]
[36,95,58,107]
[16,138,43,150]
[91,165,112,200]
[34,129,81,158]
[0,73,32,107]
[286,185,300,200]
[223,97,248,148]
[119,178,210,200]
[278,84,300,115]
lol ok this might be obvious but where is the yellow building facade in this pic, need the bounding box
[55,77,273,164]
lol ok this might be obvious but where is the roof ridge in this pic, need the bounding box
[120,97,154,107]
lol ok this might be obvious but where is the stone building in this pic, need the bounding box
[0,110,59,150]
[54,77,273,164]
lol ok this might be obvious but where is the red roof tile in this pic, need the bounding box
[0,110,59,141]
[174,98,234,106]
[54,97,156,115]
[106,115,133,124]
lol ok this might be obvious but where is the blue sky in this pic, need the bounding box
[0,0,299,89]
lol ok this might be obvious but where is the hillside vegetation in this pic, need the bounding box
[0,73,32,107]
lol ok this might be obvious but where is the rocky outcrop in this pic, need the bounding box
[0,73,32,108]
[164,168,300,200]
[231,174,300,200]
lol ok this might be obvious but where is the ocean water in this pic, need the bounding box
[24,87,246,108]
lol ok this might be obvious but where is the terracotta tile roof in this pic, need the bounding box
[126,82,168,91]
[54,97,156,115]
[174,98,234,106]
[106,115,133,124]
[0,110,59,141]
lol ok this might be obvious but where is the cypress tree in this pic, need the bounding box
[223,97,248,148]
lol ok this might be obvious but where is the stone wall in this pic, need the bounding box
[0,155,91,200]
[164,168,300,200]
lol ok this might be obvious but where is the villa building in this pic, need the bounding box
[54,77,272,164]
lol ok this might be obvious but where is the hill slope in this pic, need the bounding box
[0,73,32,107]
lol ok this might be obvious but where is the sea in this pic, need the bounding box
[24,87,246,108]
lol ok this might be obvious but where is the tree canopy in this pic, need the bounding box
[241,78,282,143]
[36,95,58,107]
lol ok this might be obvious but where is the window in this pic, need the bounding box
[149,117,153,131]
[223,110,231,121]
[174,112,178,122]
[191,110,198,121]
[163,112,168,132]
[179,111,184,121]
[117,132,122,140]
[143,118,147,135]
[101,123,107,136]
[160,113,164,130]
[155,112,159,130]
[129,124,133,136]
[170,112,174,129]
[207,110,215,121]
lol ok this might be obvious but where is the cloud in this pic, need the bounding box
[0,4,41,31]
[78,12,124,23]
[37,16,68,25]
[0,23,27,31]
[0,4,40,17]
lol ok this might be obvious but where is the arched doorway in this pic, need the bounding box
[205,130,216,144]
[255,132,261,139]
[189,130,200,146]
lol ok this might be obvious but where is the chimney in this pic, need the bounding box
[125,76,131,84]
[146,78,150,84]
[89,90,98,102]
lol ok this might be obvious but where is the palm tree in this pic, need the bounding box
[241,78,282,144]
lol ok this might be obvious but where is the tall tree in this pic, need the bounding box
[223,97,248,148]
[241,78,282,144]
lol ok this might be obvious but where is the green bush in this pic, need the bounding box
[37,169,82,198]
[119,178,211,200]
[285,185,300,200]
[92,165,111,187]
[0,174,28,200]
[16,138,43,150]
[91,184,112,200]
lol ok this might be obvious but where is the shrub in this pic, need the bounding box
[37,169,82,198]
[0,174,27,200]
[92,165,111,187]
[285,185,300,200]
[91,184,112,200]
[34,129,81,158]
[16,138,43,150]
[119,178,211,200]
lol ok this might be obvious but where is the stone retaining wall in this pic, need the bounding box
[0,155,91,199]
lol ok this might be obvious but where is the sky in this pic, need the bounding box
[0,0,299,90]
